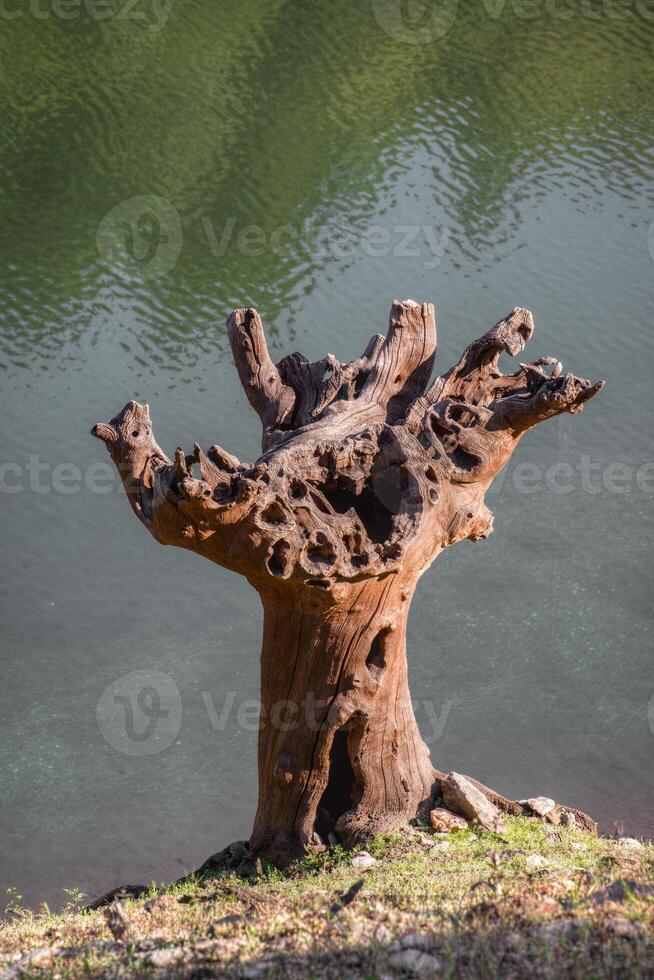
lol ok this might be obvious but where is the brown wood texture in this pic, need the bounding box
[92,300,603,864]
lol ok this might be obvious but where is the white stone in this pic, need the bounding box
[525,853,547,873]
[615,837,645,851]
[521,796,556,816]
[388,931,437,953]
[388,948,442,975]
[351,851,377,868]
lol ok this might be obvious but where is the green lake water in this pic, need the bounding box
[1,0,653,910]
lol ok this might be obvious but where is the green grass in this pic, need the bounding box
[1,818,652,978]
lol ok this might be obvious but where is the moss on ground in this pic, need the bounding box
[1,817,653,978]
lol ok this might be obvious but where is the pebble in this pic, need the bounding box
[521,797,556,817]
[351,851,377,869]
[388,948,442,975]
[525,854,547,873]
[388,931,437,953]
[615,837,645,852]
[142,947,187,969]
[428,807,469,832]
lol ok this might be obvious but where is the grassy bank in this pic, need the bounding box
[1,817,653,978]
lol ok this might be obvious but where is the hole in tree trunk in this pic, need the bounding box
[366,627,390,683]
[267,539,290,577]
[315,723,358,842]
[321,478,396,544]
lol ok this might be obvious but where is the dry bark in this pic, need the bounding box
[92,299,603,865]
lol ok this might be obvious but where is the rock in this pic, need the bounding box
[388,932,437,953]
[84,884,148,911]
[525,854,547,873]
[194,839,249,875]
[388,948,441,975]
[442,773,506,835]
[388,934,441,975]
[374,923,393,945]
[521,797,556,817]
[560,811,576,829]
[242,959,277,978]
[0,946,74,979]
[16,948,54,970]
[429,807,469,832]
[142,946,188,969]
[350,920,397,947]
[351,851,377,869]
[536,918,585,940]
[604,917,643,938]
[615,837,645,852]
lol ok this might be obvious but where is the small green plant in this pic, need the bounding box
[4,887,25,918]
[62,887,86,912]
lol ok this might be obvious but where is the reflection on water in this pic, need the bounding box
[0,0,653,911]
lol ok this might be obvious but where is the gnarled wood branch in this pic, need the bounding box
[92,299,603,865]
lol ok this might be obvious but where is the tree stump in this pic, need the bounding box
[92,300,603,865]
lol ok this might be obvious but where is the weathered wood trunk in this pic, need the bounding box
[251,576,434,863]
[92,299,603,865]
